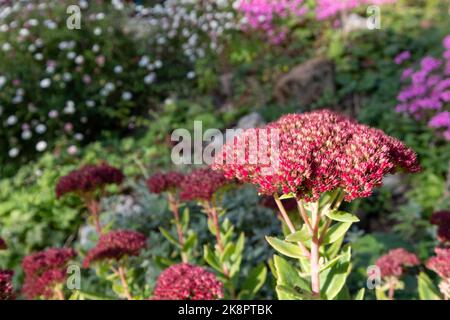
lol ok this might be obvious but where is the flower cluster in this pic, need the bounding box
[83,230,147,268]
[212,110,420,202]
[316,0,396,20]
[0,270,15,300]
[396,34,450,140]
[0,237,6,250]
[22,248,76,299]
[136,0,240,72]
[153,263,223,300]
[375,248,420,278]
[237,0,306,44]
[146,171,185,194]
[0,0,161,163]
[179,168,229,202]
[430,211,450,244]
[56,163,124,199]
[426,247,450,279]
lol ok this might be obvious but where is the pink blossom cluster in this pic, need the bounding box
[179,168,230,202]
[146,171,185,194]
[316,0,396,20]
[426,247,450,279]
[212,110,419,202]
[56,163,125,199]
[430,211,450,244]
[0,270,15,300]
[238,0,307,44]
[153,263,223,300]
[21,248,76,299]
[396,35,450,140]
[375,248,420,278]
[83,230,147,268]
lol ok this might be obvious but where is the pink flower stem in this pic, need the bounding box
[54,286,65,300]
[85,197,102,235]
[310,201,321,297]
[296,199,313,235]
[388,278,396,300]
[167,193,188,263]
[116,265,133,300]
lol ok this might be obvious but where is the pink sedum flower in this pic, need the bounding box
[376,248,420,278]
[179,168,229,202]
[83,230,147,268]
[0,270,15,300]
[0,237,6,250]
[426,247,450,279]
[146,171,185,194]
[153,263,223,300]
[22,248,76,299]
[212,110,419,202]
[430,211,450,244]
[56,163,124,199]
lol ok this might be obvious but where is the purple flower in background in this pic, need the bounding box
[429,111,450,128]
[395,51,411,65]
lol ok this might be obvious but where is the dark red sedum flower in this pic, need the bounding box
[376,248,420,278]
[146,171,185,194]
[0,270,15,300]
[212,110,420,202]
[179,168,229,202]
[22,248,76,299]
[430,211,450,244]
[426,247,450,279]
[83,230,147,268]
[55,163,125,199]
[153,263,223,300]
[0,237,6,250]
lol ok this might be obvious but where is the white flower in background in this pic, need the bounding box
[36,141,47,152]
[122,91,132,100]
[12,95,23,104]
[79,0,88,9]
[35,38,44,47]
[40,78,51,88]
[74,133,84,141]
[58,41,68,50]
[64,100,75,114]
[0,24,9,32]
[187,71,196,79]
[94,27,102,36]
[92,44,100,52]
[21,130,32,140]
[114,65,123,74]
[67,51,76,59]
[2,42,11,51]
[34,53,43,61]
[28,19,39,27]
[35,124,47,134]
[144,73,156,84]
[6,115,17,126]
[96,13,105,20]
[0,76,6,88]
[139,56,150,67]
[8,148,19,158]
[105,82,115,91]
[44,19,57,29]
[48,110,59,118]
[112,0,124,11]
[63,72,72,82]
[28,44,36,52]
[155,60,163,68]
[75,55,84,64]
[67,145,78,155]
[19,28,30,37]
[86,100,95,108]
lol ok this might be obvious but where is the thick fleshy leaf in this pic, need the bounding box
[285,225,311,243]
[266,236,306,259]
[279,193,295,200]
[354,288,365,300]
[159,227,180,247]
[325,210,360,222]
[418,272,441,300]
[274,255,311,300]
[239,264,267,299]
[203,245,222,273]
[320,246,352,300]
[322,222,352,244]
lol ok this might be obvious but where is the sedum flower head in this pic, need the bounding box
[83,230,147,268]
[376,248,420,278]
[212,110,420,202]
[146,171,185,194]
[22,248,76,299]
[430,211,450,244]
[56,163,124,199]
[179,168,229,202]
[426,247,450,279]
[153,263,223,300]
[0,270,15,300]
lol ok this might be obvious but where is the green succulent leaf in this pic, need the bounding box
[285,225,312,243]
[322,222,353,244]
[266,236,306,259]
[203,245,223,273]
[418,272,441,300]
[274,255,311,300]
[320,246,352,300]
[354,288,365,300]
[325,210,360,222]
[239,264,268,299]
[159,227,180,248]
